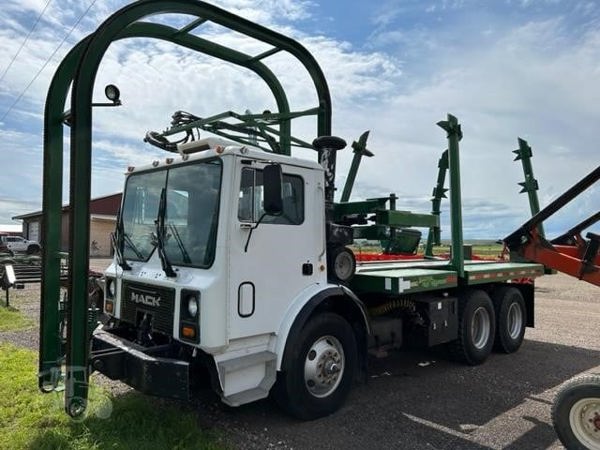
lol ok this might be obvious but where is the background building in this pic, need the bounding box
[13,193,121,257]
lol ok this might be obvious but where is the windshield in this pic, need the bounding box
[121,159,222,268]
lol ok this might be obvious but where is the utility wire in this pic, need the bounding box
[0,0,54,86]
[0,0,98,123]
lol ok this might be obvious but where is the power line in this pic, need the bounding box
[0,0,54,86]
[0,0,98,123]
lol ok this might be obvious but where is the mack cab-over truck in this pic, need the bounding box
[39,0,545,420]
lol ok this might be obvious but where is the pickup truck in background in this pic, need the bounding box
[0,235,41,254]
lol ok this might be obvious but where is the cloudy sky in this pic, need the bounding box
[0,0,598,239]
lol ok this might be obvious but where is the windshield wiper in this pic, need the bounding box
[155,188,177,277]
[123,233,144,260]
[168,224,191,264]
[112,209,131,270]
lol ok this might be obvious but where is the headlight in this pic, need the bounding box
[187,296,198,318]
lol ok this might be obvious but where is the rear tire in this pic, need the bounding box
[273,313,357,420]
[491,286,526,353]
[552,374,600,450]
[447,290,495,365]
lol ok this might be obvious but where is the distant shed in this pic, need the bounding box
[12,193,122,257]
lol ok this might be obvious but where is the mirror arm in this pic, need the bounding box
[243,213,268,253]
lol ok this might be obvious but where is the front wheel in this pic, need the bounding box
[552,374,600,450]
[273,313,357,420]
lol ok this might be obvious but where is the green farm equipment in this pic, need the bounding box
[40,0,552,420]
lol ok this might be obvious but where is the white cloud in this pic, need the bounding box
[0,0,598,241]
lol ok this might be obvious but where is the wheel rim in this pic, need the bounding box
[471,306,491,350]
[304,335,345,398]
[507,302,523,340]
[569,397,600,449]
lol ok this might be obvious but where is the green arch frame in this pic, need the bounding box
[39,0,332,416]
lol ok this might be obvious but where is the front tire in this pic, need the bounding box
[492,286,526,353]
[447,290,495,366]
[552,374,600,450]
[274,313,357,420]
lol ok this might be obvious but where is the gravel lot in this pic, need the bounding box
[1,264,598,450]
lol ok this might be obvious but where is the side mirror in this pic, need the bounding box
[263,164,283,216]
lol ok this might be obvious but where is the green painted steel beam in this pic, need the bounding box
[375,210,439,228]
[514,138,545,237]
[118,22,292,155]
[334,198,387,218]
[42,0,334,416]
[39,38,90,393]
[340,131,372,202]
[437,114,465,279]
[425,149,449,257]
[351,268,458,295]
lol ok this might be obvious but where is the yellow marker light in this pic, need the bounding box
[105,301,114,313]
[181,326,196,339]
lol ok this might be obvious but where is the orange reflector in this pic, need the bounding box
[181,326,196,338]
[105,301,114,313]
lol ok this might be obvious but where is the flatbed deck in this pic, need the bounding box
[351,259,544,295]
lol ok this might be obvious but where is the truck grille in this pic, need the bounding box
[120,282,175,335]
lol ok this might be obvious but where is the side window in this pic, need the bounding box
[238,167,304,225]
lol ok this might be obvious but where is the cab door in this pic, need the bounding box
[227,161,325,340]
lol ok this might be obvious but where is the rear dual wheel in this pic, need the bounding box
[448,290,495,365]
[491,286,526,354]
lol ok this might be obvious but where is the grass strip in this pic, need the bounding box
[0,343,226,450]
[0,306,34,332]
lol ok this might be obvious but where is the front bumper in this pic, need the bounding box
[91,329,189,400]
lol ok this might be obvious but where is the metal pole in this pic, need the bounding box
[340,131,372,202]
[505,165,600,248]
[437,115,464,279]
[313,136,347,225]
[425,150,448,257]
[513,138,544,237]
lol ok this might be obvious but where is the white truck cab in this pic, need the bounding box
[97,138,366,417]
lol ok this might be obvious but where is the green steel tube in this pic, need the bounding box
[514,138,545,237]
[425,150,448,257]
[340,131,371,202]
[40,39,90,392]
[119,22,292,155]
[57,0,334,415]
[437,115,464,279]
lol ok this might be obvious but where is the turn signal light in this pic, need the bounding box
[105,301,114,313]
[181,325,196,339]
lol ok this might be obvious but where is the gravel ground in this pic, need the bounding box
[1,266,598,449]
